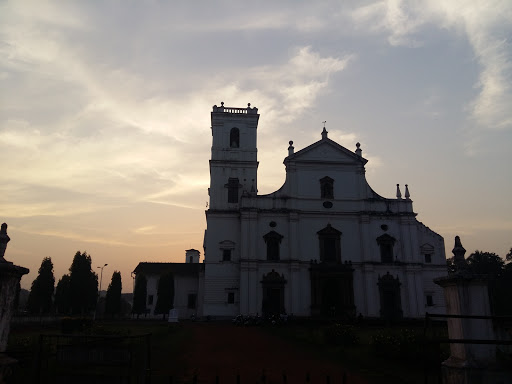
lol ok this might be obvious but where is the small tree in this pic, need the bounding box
[69,251,98,315]
[27,257,55,314]
[506,247,512,262]
[466,250,509,315]
[154,272,174,319]
[132,274,147,318]
[467,251,504,277]
[55,274,71,314]
[105,271,122,317]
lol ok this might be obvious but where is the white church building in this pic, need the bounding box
[134,103,447,320]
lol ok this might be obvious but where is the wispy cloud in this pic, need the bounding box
[350,0,512,133]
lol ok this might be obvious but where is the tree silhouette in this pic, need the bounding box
[105,271,122,317]
[69,251,98,315]
[154,272,174,319]
[132,274,147,318]
[466,250,504,277]
[466,250,509,315]
[506,247,512,262]
[27,257,55,314]
[445,249,510,315]
[55,274,71,314]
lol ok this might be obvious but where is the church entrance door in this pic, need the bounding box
[378,272,403,321]
[264,287,283,316]
[261,270,287,317]
[310,262,355,319]
[321,279,343,317]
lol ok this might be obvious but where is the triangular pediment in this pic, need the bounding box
[285,138,367,165]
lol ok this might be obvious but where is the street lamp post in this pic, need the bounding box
[93,263,108,321]
[98,263,108,293]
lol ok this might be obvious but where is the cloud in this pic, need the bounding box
[1,2,352,217]
[351,0,425,47]
[350,0,512,132]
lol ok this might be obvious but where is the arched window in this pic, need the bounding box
[263,231,283,261]
[320,176,334,199]
[317,224,342,262]
[230,128,240,148]
[376,234,396,263]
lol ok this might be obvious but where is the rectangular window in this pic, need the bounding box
[426,295,434,307]
[424,254,432,263]
[187,294,197,309]
[223,249,231,261]
[267,240,280,261]
[227,292,235,304]
[320,177,334,199]
[380,244,393,263]
[147,295,154,305]
[323,238,337,262]
[227,178,239,203]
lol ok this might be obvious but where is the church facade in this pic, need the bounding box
[202,103,447,319]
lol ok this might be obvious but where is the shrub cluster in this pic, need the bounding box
[61,317,92,334]
[323,323,359,347]
[371,328,423,360]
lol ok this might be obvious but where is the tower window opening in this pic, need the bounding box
[227,178,240,203]
[230,128,240,148]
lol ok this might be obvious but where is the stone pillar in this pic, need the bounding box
[0,224,29,383]
[434,236,507,384]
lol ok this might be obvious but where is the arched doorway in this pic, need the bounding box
[378,272,403,321]
[310,261,355,319]
[261,270,286,317]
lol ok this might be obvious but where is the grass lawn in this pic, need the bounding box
[6,318,448,384]
[263,320,449,384]
[7,319,190,384]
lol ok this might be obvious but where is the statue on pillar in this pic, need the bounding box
[0,223,10,263]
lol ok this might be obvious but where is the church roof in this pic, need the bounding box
[132,262,203,276]
[284,132,368,165]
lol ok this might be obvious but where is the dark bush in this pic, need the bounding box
[323,323,359,346]
[61,317,92,334]
[371,328,423,361]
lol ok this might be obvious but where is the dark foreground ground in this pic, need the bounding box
[7,319,438,383]
[171,322,368,384]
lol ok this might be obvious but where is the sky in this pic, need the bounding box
[1,0,511,292]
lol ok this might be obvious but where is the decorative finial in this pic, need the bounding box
[355,142,362,156]
[396,184,402,199]
[322,121,327,128]
[404,184,410,199]
[452,236,469,273]
[221,101,224,106]
[321,127,328,140]
[248,103,251,107]
[288,140,294,156]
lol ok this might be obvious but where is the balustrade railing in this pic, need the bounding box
[212,103,258,114]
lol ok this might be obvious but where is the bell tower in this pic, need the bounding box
[208,102,259,210]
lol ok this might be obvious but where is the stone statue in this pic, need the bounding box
[0,223,10,263]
